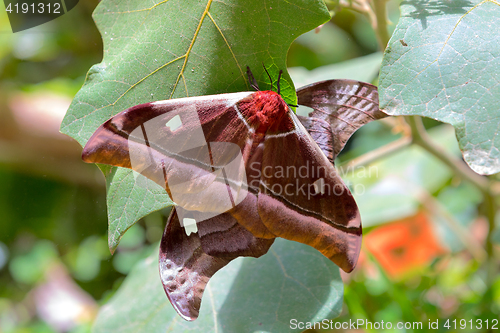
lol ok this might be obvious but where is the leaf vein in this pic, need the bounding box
[171,0,214,98]
[207,12,248,90]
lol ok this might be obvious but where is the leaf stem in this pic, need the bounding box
[327,0,388,50]
[339,136,411,172]
[405,116,490,192]
[370,0,391,50]
[483,189,497,288]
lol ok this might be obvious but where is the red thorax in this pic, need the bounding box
[238,91,289,134]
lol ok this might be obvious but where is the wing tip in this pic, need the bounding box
[80,124,132,168]
[340,239,362,273]
[81,142,94,163]
[81,127,107,164]
[338,216,363,273]
[81,139,97,164]
[163,285,200,321]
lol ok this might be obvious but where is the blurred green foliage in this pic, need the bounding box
[0,1,157,331]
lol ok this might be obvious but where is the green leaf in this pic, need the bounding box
[104,167,172,253]
[9,240,58,285]
[93,239,343,332]
[60,0,330,251]
[379,0,500,175]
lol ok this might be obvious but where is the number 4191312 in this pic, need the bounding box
[444,319,498,330]
[5,2,61,14]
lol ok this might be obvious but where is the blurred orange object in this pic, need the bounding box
[364,212,447,278]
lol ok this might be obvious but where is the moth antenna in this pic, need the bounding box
[246,66,260,91]
[287,103,298,108]
[262,64,273,91]
[277,70,283,95]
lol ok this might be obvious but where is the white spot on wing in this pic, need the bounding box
[181,218,198,235]
[312,178,325,194]
[166,114,182,131]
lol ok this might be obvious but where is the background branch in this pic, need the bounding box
[370,0,391,49]
[405,116,498,287]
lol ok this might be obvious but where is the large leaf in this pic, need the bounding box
[379,0,500,175]
[93,239,343,332]
[60,0,330,251]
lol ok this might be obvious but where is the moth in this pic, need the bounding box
[82,67,384,320]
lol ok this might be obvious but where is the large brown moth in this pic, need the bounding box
[82,68,384,320]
